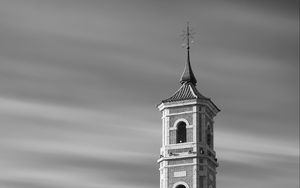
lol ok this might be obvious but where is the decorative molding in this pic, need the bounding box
[174,171,186,177]
[174,118,190,127]
[172,181,190,188]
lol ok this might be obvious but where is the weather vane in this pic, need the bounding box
[180,22,195,50]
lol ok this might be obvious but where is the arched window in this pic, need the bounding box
[176,185,186,188]
[176,122,186,143]
[207,124,212,147]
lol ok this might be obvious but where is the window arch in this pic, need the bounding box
[176,122,187,143]
[172,182,189,188]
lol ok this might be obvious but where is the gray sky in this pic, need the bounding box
[0,0,298,188]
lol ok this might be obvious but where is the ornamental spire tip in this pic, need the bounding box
[180,22,197,85]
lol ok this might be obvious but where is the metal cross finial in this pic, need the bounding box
[186,22,190,50]
[179,22,197,85]
[181,22,195,50]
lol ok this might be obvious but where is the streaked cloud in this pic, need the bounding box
[0,0,298,188]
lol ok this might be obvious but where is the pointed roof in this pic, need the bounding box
[162,82,207,103]
[159,23,220,113]
[162,22,202,103]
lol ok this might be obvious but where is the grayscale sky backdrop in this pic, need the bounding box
[0,0,299,188]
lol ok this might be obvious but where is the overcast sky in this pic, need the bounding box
[0,0,298,188]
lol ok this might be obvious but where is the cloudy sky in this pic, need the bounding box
[0,0,298,188]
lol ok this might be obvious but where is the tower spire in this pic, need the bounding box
[180,22,197,85]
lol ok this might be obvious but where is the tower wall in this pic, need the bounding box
[158,101,219,188]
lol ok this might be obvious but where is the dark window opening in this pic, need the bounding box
[176,122,187,143]
[207,133,211,146]
[207,125,212,147]
[176,185,186,188]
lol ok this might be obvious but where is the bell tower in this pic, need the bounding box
[157,23,220,188]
